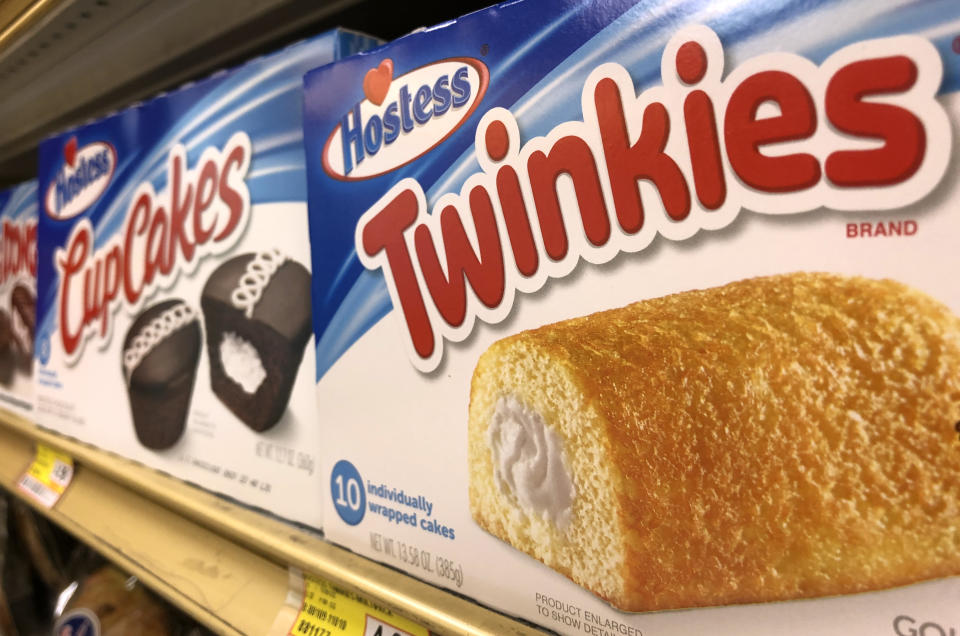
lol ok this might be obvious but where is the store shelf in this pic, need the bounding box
[0,417,289,635]
[0,411,541,636]
[0,0,371,185]
[0,0,497,186]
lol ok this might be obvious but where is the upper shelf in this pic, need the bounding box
[0,0,498,186]
[0,0,370,185]
[0,411,542,636]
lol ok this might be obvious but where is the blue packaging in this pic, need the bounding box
[303,1,960,633]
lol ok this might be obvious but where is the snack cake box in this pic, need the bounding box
[35,29,380,527]
[0,181,37,417]
[304,0,960,633]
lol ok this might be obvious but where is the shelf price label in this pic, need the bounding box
[16,443,74,508]
[274,569,429,636]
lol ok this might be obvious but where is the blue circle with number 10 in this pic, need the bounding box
[331,460,366,525]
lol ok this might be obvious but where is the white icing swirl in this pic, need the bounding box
[230,249,286,318]
[487,395,575,528]
[122,303,196,381]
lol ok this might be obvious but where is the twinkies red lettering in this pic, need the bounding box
[55,132,252,361]
[415,187,505,326]
[496,165,538,277]
[825,56,924,186]
[677,40,726,210]
[528,135,609,256]
[685,90,725,209]
[596,81,690,231]
[360,187,432,358]
[725,71,820,192]
[355,26,948,372]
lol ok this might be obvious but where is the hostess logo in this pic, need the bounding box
[44,137,116,220]
[323,57,488,180]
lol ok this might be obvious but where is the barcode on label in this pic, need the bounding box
[17,473,58,507]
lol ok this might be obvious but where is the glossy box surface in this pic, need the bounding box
[303,0,960,632]
[36,29,379,528]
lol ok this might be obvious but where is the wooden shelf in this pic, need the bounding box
[0,412,542,636]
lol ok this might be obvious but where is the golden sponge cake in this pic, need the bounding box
[467,272,960,612]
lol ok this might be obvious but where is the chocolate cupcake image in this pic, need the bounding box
[122,299,201,450]
[0,310,15,386]
[10,284,35,374]
[201,250,311,432]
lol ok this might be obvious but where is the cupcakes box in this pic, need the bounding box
[35,28,380,527]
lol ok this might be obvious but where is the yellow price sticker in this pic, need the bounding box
[16,444,74,508]
[286,572,429,636]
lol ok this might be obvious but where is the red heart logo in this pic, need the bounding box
[64,137,78,168]
[363,59,393,106]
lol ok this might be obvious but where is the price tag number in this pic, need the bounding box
[364,617,416,636]
[293,619,332,636]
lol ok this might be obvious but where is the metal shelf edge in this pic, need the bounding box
[0,411,541,636]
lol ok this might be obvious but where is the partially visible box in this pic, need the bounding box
[35,29,380,528]
[0,181,36,417]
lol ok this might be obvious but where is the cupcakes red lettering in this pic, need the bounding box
[54,132,252,364]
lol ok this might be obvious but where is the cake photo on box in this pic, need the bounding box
[201,250,311,432]
[468,272,960,612]
[0,309,16,386]
[10,283,34,374]
[122,299,202,450]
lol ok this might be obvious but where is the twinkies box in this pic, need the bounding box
[303,0,960,633]
[36,29,379,528]
[0,181,37,417]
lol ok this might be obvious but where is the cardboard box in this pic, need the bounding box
[35,29,380,528]
[0,181,36,416]
[303,1,960,633]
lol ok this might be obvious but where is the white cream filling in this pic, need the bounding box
[220,332,267,394]
[487,395,575,529]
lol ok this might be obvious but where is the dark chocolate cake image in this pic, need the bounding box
[0,309,15,386]
[201,250,311,432]
[122,299,201,450]
[10,284,35,374]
